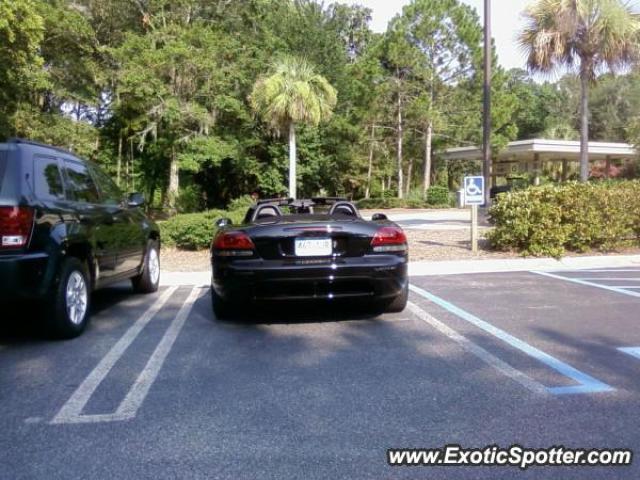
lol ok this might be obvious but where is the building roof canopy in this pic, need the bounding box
[442,139,637,162]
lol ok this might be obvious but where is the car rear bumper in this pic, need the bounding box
[0,252,52,301]
[211,255,408,302]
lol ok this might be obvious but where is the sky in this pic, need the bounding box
[334,0,533,70]
[336,0,640,70]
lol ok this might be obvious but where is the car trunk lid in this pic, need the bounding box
[247,215,376,260]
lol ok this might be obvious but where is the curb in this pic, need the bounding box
[159,254,640,286]
[409,254,640,277]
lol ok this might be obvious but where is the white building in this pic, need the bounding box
[441,139,638,184]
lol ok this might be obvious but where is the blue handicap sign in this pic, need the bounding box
[463,176,485,205]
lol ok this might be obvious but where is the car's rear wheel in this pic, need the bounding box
[47,257,91,339]
[210,287,235,320]
[384,283,408,313]
[132,240,160,293]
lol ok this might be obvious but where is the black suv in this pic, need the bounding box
[0,139,161,338]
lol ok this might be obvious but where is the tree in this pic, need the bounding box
[249,56,337,199]
[378,24,423,199]
[519,0,640,181]
[0,0,47,137]
[393,0,483,195]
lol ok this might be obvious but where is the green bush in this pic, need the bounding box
[176,184,205,213]
[357,189,453,210]
[227,194,254,212]
[487,181,640,257]
[426,186,450,206]
[159,208,246,250]
[357,197,408,209]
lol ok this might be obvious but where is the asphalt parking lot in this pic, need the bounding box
[2,267,640,479]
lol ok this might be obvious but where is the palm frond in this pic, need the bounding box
[249,55,337,134]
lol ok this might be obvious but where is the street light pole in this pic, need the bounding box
[483,0,492,206]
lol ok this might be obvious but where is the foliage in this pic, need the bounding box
[227,195,255,212]
[175,184,205,214]
[250,56,337,134]
[519,0,640,181]
[357,198,413,210]
[487,182,640,257]
[357,192,452,210]
[159,208,247,250]
[425,186,450,206]
[0,0,47,135]
[1,0,639,216]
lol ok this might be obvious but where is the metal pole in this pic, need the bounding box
[471,204,479,254]
[483,0,492,206]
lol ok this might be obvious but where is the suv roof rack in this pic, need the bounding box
[6,138,76,156]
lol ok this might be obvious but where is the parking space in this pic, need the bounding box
[1,267,640,479]
[533,268,640,298]
[410,269,640,397]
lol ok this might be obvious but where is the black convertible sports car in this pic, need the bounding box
[209,197,408,318]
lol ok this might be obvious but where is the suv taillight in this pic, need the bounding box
[371,226,407,253]
[0,207,34,249]
[213,231,255,257]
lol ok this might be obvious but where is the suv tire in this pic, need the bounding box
[132,240,160,293]
[47,257,91,339]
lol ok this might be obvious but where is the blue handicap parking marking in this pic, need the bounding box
[409,284,613,395]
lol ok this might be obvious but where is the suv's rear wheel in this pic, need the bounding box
[47,257,91,339]
[132,240,160,293]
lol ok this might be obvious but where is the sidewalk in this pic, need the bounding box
[160,254,640,286]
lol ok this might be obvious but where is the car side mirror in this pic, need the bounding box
[215,218,232,228]
[127,192,145,208]
[372,213,388,221]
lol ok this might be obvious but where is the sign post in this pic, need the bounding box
[463,176,485,254]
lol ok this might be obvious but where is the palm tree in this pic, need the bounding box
[250,56,337,199]
[519,0,640,181]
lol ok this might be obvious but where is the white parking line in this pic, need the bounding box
[115,287,202,419]
[576,269,640,273]
[51,287,178,424]
[579,278,640,281]
[532,271,640,299]
[407,302,548,395]
[618,347,640,360]
[51,286,201,424]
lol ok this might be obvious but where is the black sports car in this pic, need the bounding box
[209,198,408,318]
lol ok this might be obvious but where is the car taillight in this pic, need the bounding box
[213,231,255,257]
[371,226,407,253]
[0,207,34,249]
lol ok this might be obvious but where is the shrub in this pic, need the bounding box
[487,181,640,257]
[357,197,407,209]
[357,190,453,210]
[176,184,204,213]
[426,186,450,206]
[160,208,246,250]
[227,194,254,212]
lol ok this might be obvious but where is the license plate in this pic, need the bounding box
[294,238,332,257]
